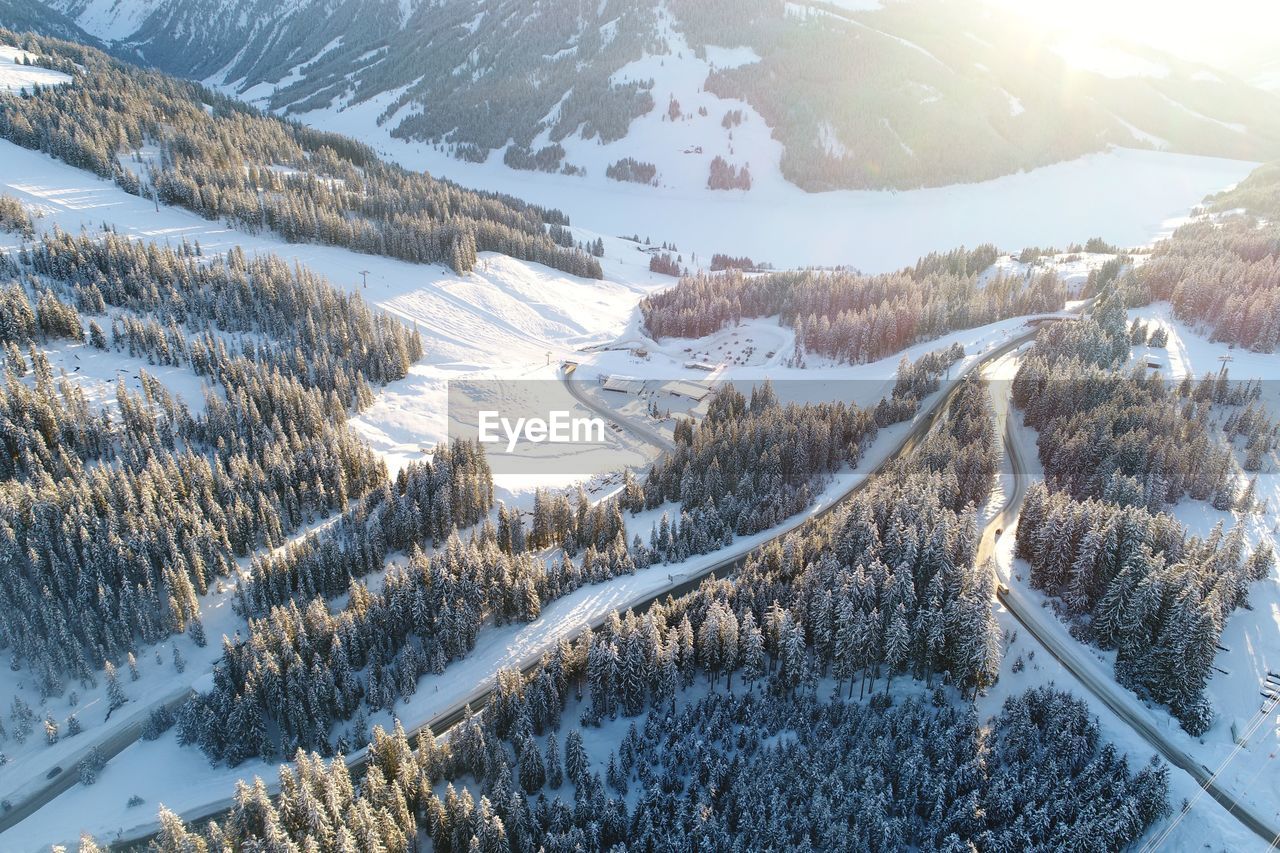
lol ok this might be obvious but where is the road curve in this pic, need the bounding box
[560,363,675,454]
[56,326,1046,849]
[980,359,1280,848]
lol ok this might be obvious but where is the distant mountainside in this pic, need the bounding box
[0,0,100,45]
[9,0,1280,191]
[0,26,604,279]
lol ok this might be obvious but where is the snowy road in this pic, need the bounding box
[979,354,1280,848]
[93,323,1051,849]
[0,687,195,835]
[561,363,675,453]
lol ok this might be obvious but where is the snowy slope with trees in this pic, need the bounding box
[1,17,1277,853]
[13,0,1279,192]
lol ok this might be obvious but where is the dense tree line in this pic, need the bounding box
[0,227,429,694]
[180,532,540,764]
[1017,484,1273,733]
[503,143,570,174]
[638,381,877,557]
[647,252,681,276]
[641,251,1064,364]
[0,192,35,239]
[708,253,755,272]
[1208,159,1280,220]
[237,443,494,614]
[1011,285,1273,732]
[1011,290,1237,507]
[889,373,998,510]
[25,229,423,394]
[363,2,659,162]
[90,681,1169,853]
[707,155,752,190]
[605,157,657,185]
[1135,216,1280,353]
[0,29,602,279]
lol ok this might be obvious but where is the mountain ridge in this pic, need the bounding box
[9,0,1280,193]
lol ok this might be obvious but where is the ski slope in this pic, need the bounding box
[0,137,668,478]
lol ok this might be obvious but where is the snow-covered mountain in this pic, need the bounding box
[10,0,1280,192]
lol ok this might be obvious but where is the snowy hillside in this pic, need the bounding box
[0,43,69,90]
[9,0,1280,195]
[0,138,665,478]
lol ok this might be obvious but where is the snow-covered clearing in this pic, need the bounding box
[702,44,761,70]
[0,45,71,93]
[575,311,1064,421]
[980,250,1128,296]
[19,334,214,418]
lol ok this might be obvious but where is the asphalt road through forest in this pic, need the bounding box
[978,354,1280,849]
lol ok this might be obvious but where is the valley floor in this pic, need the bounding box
[301,79,1256,271]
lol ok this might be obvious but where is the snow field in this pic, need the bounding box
[267,28,1259,271]
[0,46,71,93]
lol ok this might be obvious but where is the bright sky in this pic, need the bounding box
[984,0,1280,73]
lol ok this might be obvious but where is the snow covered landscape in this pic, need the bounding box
[0,4,1278,851]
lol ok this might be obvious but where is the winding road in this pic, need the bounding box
[977,352,1280,849]
[39,308,1267,850]
[86,328,1044,849]
[560,362,675,454]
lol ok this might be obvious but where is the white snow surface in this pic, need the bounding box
[293,85,1254,270]
[0,46,72,92]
